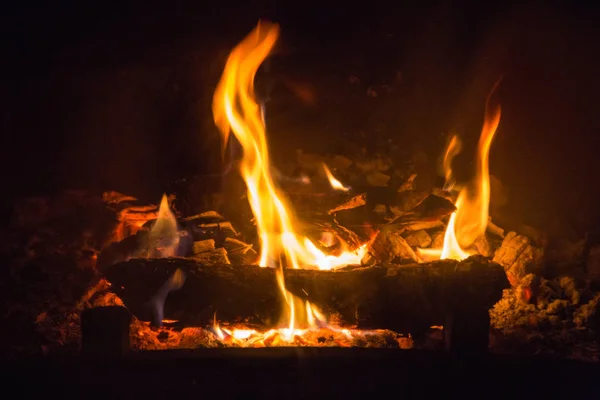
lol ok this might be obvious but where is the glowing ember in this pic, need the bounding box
[323,163,350,192]
[419,80,502,261]
[133,321,412,349]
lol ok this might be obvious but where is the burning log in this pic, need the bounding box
[105,255,508,351]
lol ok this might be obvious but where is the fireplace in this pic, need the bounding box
[3,2,600,377]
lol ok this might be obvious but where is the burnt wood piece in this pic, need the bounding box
[105,255,508,350]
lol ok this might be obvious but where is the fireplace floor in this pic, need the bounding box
[5,348,599,399]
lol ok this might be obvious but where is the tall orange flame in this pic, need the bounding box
[212,21,366,338]
[212,21,366,271]
[440,82,502,260]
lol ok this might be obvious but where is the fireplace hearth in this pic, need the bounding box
[3,5,600,368]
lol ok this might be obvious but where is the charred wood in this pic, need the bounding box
[105,255,509,342]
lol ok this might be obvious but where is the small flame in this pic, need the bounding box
[212,313,225,340]
[323,163,350,192]
[148,194,180,258]
[441,135,462,191]
[430,81,502,260]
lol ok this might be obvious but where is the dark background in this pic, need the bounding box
[2,1,600,231]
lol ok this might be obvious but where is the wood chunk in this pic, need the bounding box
[192,239,216,255]
[182,211,226,224]
[108,204,158,244]
[397,173,417,192]
[328,193,367,214]
[223,237,254,255]
[191,248,230,266]
[236,247,258,265]
[366,171,391,187]
[406,194,456,220]
[431,188,457,204]
[328,155,353,170]
[430,231,445,249]
[404,230,432,248]
[390,191,430,216]
[493,231,543,286]
[365,228,418,264]
[102,191,138,205]
[187,220,239,243]
[386,216,444,234]
[223,237,257,264]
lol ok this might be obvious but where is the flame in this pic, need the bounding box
[441,135,462,191]
[147,194,180,258]
[323,163,350,192]
[211,21,368,340]
[431,82,502,260]
[212,21,365,271]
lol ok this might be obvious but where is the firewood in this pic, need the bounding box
[365,228,418,264]
[397,173,417,192]
[390,190,430,216]
[190,248,230,265]
[97,210,245,270]
[105,255,509,341]
[404,229,432,248]
[493,231,543,286]
[192,239,216,254]
[328,193,367,214]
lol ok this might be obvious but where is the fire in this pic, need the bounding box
[147,194,180,258]
[421,82,502,261]
[211,21,367,339]
[323,163,350,192]
[212,21,365,271]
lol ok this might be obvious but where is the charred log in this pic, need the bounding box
[105,255,508,343]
